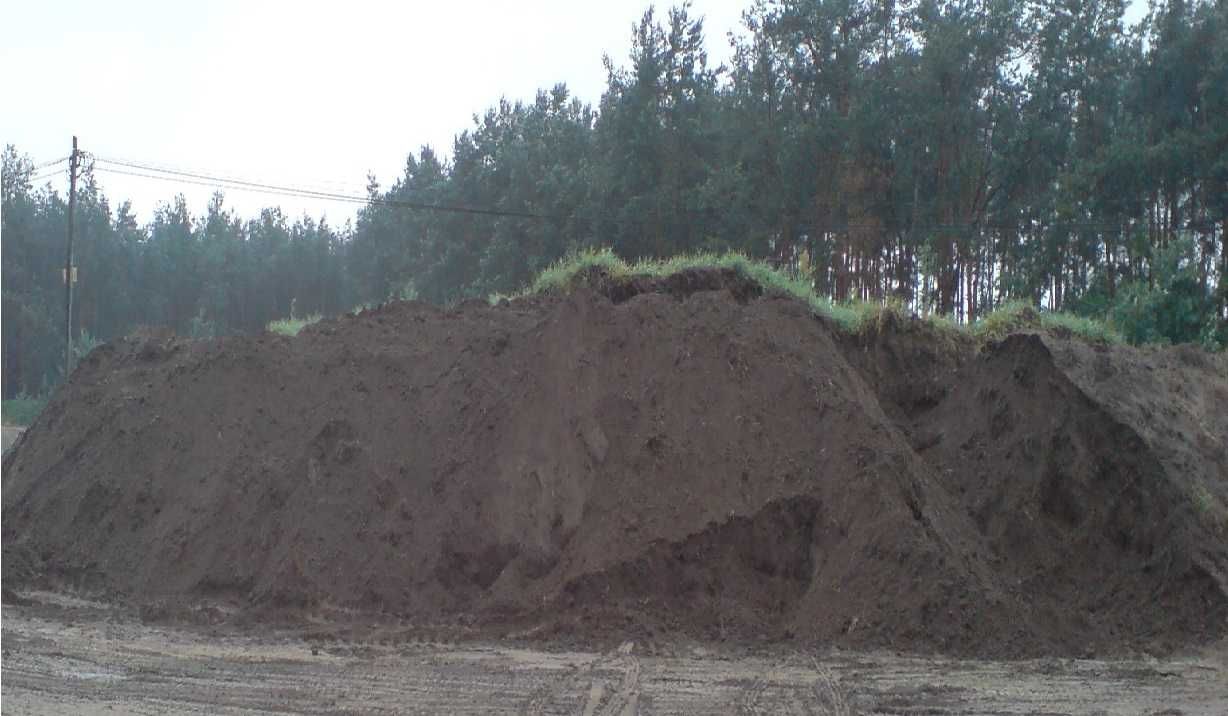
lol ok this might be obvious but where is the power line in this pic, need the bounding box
[87,163,1178,235]
[93,152,370,196]
[29,169,68,185]
[94,165,555,220]
[92,158,558,221]
[92,159,375,205]
[85,155,1198,236]
[94,165,373,206]
[32,155,69,171]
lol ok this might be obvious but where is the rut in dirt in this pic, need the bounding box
[4,268,1226,658]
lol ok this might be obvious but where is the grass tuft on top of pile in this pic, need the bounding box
[528,247,631,294]
[510,248,1121,344]
[972,300,1122,344]
[521,248,867,329]
[267,314,323,337]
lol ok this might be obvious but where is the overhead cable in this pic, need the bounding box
[31,155,69,171]
[94,153,370,196]
[89,156,1191,235]
[92,158,557,221]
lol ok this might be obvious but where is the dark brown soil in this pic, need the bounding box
[4,270,1226,658]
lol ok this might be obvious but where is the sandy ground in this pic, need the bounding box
[2,591,1226,714]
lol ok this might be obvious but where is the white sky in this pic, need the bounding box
[2,0,1148,228]
[1,0,750,226]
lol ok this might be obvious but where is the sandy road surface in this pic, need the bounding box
[2,591,1226,715]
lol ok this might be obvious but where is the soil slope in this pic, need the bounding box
[4,269,1226,657]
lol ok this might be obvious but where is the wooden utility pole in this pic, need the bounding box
[64,136,80,377]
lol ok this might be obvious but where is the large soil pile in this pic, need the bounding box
[4,269,1226,657]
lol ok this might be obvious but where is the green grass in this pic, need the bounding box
[1040,311,1122,343]
[519,248,872,330]
[502,248,1121,344]
[529,247,630,294]
[1191,485,1228,537]
[2,397,47,426]
[510,248,932,333]
[972,300,1122,344]
[923,313,962,333]
[267,314,322,337]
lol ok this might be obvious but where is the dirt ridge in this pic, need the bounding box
[3,272,1225,657]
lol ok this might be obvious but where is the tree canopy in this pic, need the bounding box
[4,0,1226,398]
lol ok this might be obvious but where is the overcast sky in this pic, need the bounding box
[2,0,750,225]
[3,0,1148,227]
